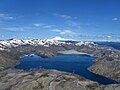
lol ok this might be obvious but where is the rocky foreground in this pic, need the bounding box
[0,49,21,70]
[0,69,120,90]
[0,39,120,90]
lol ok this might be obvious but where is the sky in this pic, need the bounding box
[0,0,120,41]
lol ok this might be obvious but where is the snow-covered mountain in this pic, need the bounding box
[0,38,96,50]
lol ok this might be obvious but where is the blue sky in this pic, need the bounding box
[0,0,120,41]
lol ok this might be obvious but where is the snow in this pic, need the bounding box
[50,36,69,41]
[0,38,95,51]
[0,47,4,50]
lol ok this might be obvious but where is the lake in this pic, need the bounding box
[15,54,118,85]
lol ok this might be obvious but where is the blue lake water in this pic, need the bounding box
[15,54,118,85]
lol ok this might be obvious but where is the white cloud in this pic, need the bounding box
[65,20,81,28]
[54,13,72,19]
[60,30,76,35]
[112,17,119,21]
[33,24,42,27]
[51,29,61,32]
[107,36,112,38]
[51,28,76,36]
[43,25,52,28]
[33,23,53,29]
[0,26,34,32]
[0,13,15,20]
[1,27,25,31]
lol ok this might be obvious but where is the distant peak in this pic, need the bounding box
[50,36,70,41]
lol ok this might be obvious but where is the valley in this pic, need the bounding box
[0,39,120,90]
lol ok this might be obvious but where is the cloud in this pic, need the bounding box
[112,17,119,21]
[51,29,61,32]
[54,13,72,19]
[33,23,53,29]
[106,36,112,38]
[50,28,76,36]
[89,34,120,42]
[73,33,120,41]
[1,27,25,32]
[33,24,42,27]
[0,13,15,20]
[65,20,81,28]
[0,26,34,32]
[60,30,76,35]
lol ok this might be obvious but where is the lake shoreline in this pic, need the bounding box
[58,50,92,56]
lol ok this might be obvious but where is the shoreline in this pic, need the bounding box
[58,50,92,56]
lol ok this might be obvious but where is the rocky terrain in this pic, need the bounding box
[0,49,21,70]
[0,69,120,90]
[0,39,120,90]
[88,60,120,82]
